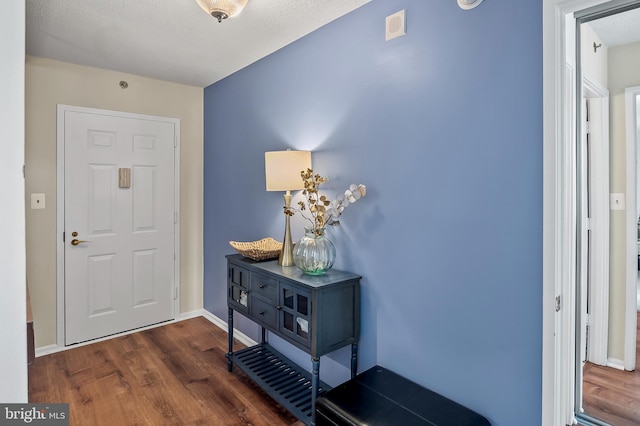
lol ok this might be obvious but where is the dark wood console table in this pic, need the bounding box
[225,254,361,426]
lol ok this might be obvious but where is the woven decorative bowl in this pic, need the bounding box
[229,237,282,261]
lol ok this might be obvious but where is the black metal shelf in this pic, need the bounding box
[227,343,331,425]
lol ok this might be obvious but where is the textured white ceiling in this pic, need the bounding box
[26,0,371,87]
[587,7,640,47]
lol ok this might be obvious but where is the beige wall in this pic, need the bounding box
[25,56,204,348]
[607,41,640,360]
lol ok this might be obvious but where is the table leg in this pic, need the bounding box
[351,343,358,379]
[227,307,233,372]
[311,356,320,426]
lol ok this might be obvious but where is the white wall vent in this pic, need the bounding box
[386,10,406,41]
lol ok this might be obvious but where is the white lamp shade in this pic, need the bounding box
[196,0,248,19]
[265,150,312,192]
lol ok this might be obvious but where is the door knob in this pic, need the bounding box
[70,239,90,246]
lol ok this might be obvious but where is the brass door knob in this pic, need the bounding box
[70,239,90,246]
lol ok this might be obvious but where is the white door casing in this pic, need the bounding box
[57,105,180,346]
[579,97,589,370]
[625,85,640,371]
[583,81,610,368]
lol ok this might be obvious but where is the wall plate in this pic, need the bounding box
[610,192,625,210]
[31,193,45,209]
[458,0,483,10]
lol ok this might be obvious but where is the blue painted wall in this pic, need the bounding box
[203,1,542,424]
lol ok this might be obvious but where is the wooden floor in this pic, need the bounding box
[29,317,303,426]
[582,313,640,426]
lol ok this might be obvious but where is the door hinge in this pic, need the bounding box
[555,295,561,312]
[174,211,177,224]
[174,287,178,300]
[22,165,25,179]
[585,217,592,231]
[63,231,65,242]
[585,121,591,134]
[174,136,178,148]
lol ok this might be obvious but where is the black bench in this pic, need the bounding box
[315,365,490,426]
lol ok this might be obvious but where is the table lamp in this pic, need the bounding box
[265,150,312,266]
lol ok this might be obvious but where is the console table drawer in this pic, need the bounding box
[251,273,278,304]
[251,297,278,329]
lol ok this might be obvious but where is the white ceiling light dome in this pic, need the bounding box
[457,0,483,10]
[196,0,249,23]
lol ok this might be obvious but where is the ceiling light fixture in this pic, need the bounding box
[196,0,249,23]
[457,0,483,10]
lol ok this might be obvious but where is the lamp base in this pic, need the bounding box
[278,192,295,266]
[279,224,295,266]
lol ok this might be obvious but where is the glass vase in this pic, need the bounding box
[293,227,336,275]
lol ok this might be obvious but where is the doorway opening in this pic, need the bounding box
[56,105,181,347]
[573,2,640,425]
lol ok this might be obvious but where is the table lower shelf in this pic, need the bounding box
[227,342,331,425]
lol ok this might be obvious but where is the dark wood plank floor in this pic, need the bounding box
[29,317,303,426]
[582,313,640,426]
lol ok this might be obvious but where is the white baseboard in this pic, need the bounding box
[35,309,257,358]
[35,344,60,358]
[201,309,257,347]
[606,357,625,370]
[177,309,207,321]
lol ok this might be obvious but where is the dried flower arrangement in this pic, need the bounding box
[291,168,366,234]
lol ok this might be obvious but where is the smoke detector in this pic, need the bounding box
[458,0,483,10]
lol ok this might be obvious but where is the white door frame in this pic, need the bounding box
[583,78,610,367]
[544,3,585,423]
[56,104,181,349]
[544,1,639,424]
[543,1,573,422]
[625,85,640,371]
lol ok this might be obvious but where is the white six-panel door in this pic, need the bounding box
[61,106,177,345]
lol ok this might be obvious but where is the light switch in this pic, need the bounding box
[31,193,45,210]
[610,193,625,211]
